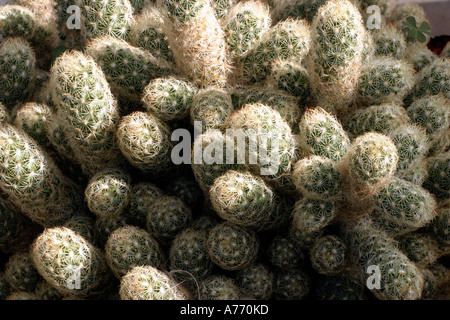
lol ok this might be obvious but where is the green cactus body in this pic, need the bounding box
[404,58,450,107]
[94,214,127,246]
[344,103,410,138]
[240,18,311,84]
[206,222,259,271]
[430,202,450,254]
[105,225,163,279]
[125,182,165,228]
[0,37,36,105]
[310,235,347,276]
[292,155,343,200]
[190,88,233,132]
[31,227,111,298]
[146,196,192,242]
[211,0,236,19]
[407,95,450,156]
[158,0,230,88]
[267,60,313,107]
[129,4,174,63]
[308,0,366,111]
[231,87,302,130]
[291,198,336,234]
[273,269,311,300]
[209,170,276,228]
[372,25,406,59]
[50,50,121,176]
[406,43,437,72]
[267,235,304,270]
[86,36,171,102]
[0,123,81,227]
[142,76,196,122]
[423,151,450,201]
[116,111,173,174]
[222,0,271,60]
[169,227,213,285]
[63,215,97,246]
[200,275,241,300]
[225,102,297,187]
[0,5,35,40]
[119,265,189,300]
[13,102,53,151]
[84,168,131,219]
[129,0,152,14]
[357,56,415,105]
[76,0,135,42]
[399,233,440,268]
[297,107,350,162]
[4,252,41,293]
[236,263,274,300]
[341,132,399,196]
[373,177,437,236]
[191,129,244,194]
[272,0,327,24]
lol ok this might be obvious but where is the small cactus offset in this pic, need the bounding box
[4,252,41,293]
[85,36,171,102]
[125,182,165,228]
[119,265,189,300]
[422,151,450,201]
[200,275,241,300]
[399,232,441,268]
[405,43,437,72]
[141,76,196,122]
[210,0,237,20]
[310,235,347,276]
[0,37,36,105]
[267,235,305,270]
[273,269,311,300]
[206,222,259,271]
[0,5,35,40]
[239,18,311,84]
[371,24,407,59]
[105,225,163,279]
[291,198,336,234]
[235,263,274,300]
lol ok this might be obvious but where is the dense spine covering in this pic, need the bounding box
[0,37,36,105]
[371,24,406,59]
[125,182,165,228]
[273,269,311,300]
[157,0,230,88]
[291,198,336,234]
[307,0,366,112]
[0,5,35,40]
[4,252,41,293]
[399,233,440,268]
[267,235,305,270]
[310,235,347,275]
[200,275,241,300]
[236,263,274,300]
[422,151,450,201]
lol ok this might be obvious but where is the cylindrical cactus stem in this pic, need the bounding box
[30,226,112,298]
[271,0,327,24]
[273,269,311,300]
[307,0,366,112]
[0,5,35,40]
[399,232,441,268]
[200,275,241,300]
[403,58,450,108]
[371,24,406,59]
[128,4,174,64]
[141,76,196,122]
[211,0,237,20]
[405,42,437,72]
[344,103,410,138]
[341,132,399,198]
[372,177,437,237]
[206,222,259,271]
[146,196,193,243]
[209,170,277,228]
[266,60,313,108]
[85,36,171,102]
[222,0,271,60]
[75,0,135,43]
[236,263,274,300]
[84,167,131,219]
[119,265,189,300]
[0,37,36,105]
[356,56,415,106]
[291,197,337,234]
[422,151,450,201]
[124,182,165,228]
[4,252,41,293]
[297,107,350,162]
[13,102,53,152]
[63,214,97,246]
[0,123,81,227]
[292,155,343,200]
[50,50,121,177]
[407,95,450,156]
[116,111,173,175]
[239,18,311,84]
[169,227,213,292]
[310,235,347,276]
[105,225,163,279]
[157,0,230,88]
[190,87,234,132]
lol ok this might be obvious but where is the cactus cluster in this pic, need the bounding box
[0,0,448,302]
